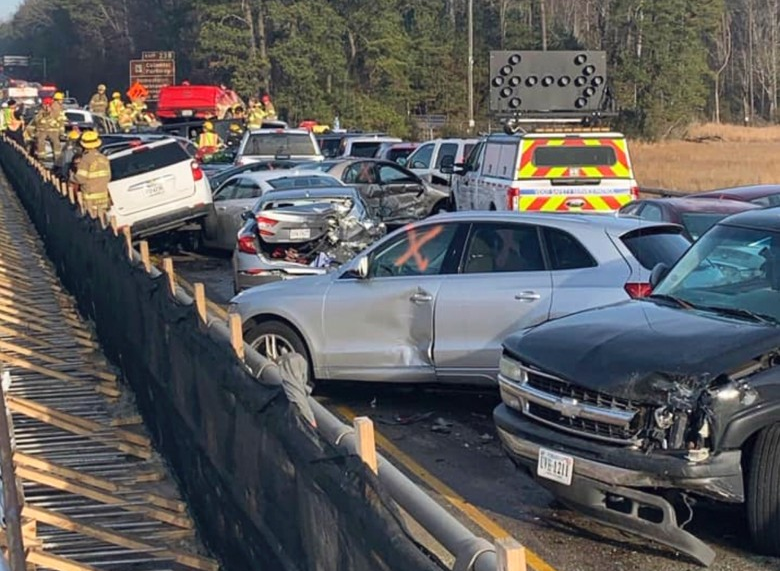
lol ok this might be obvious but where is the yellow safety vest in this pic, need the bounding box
[198,132,220,148]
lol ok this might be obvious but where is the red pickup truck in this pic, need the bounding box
[156,85,244,123]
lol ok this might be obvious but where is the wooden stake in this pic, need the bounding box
[68,184,75,204]
[110,215,118,236]
[0,370,27,571]
[139,241,151,273]
[122,226,133,260]
[162,257,175,295]
[228,313,245,360]
[193,283,207,324]
[354,417,378,474]
[496,538,526,571]
[98,210,108,228]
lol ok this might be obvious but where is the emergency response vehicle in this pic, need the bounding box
[450,126,638,213]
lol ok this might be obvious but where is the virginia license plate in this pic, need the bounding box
[537,448,574,485]
[144,183,165,197]
[290,228,311,240]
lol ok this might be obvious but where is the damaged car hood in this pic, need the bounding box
[503,300,780,404]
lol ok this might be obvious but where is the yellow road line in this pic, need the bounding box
[335,405,557,571]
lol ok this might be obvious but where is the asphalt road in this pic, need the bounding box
[172,250,779,571]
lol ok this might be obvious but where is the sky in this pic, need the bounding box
[0,0,18,22]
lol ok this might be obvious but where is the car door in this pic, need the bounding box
[215,178,266,250]
[375,163,427,221]
[431,142,458,185]
[434,222,553,384]
[204,176,241,243]
[321,221,464,382]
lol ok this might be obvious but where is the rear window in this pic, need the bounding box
[681,213,730,240]
[386,148,414,162]
[318,138,342,158]
[267,176,340,190]
[244,133,317,157]
[349,142,382,157]
[110,142,190,181]
[533,146,616,167]
[621,228,691,270]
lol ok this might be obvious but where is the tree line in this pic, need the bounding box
[0,0,775,138]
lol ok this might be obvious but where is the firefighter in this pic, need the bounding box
[117,105,136,133]
[261,94,277,120]
[5,102,24,146]
[232,105,245,120]
[108,92,124,120]
[55,129,82,179]
[72,131,111,218]
[246,100,266,130]
[32,98,62,161]
[52,92,65,115]
[197,121,223,152]
[226,123,244,148]
[88,84,109,115]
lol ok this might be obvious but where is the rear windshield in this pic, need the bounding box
[621,228,691,270]
[534,146,616,167]
[386,148,414,162]
[110,142,190,181]
[244,133,317,157]
[349,142,382,157]
[681,213,729,240]
[318,138,342,158]
[267,176,340,190]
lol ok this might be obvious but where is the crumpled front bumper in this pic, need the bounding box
[494,404,745,566]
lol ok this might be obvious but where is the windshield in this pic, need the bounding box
[349,142,382,157]
[653,224,780,324]
[681,212,729,240]
[244,133,318,157]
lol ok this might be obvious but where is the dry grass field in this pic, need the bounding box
[630,123,780,192]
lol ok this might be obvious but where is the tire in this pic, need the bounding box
[747,423,780,554]
[243,320,315,387]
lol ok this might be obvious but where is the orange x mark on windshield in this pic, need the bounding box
[394,225,444,272]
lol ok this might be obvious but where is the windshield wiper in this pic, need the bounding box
[645,294,694,309]
[695,305,779,325]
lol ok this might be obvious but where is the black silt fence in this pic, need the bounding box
[0,139,445,571]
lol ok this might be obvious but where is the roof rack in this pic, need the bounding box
[501,109,618,135]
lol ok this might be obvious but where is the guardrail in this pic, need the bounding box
[0,138,531,571]
[639,187,688,198]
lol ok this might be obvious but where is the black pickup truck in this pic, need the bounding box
[494,207,780,566]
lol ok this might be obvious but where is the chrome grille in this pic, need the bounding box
[499,359,647,445]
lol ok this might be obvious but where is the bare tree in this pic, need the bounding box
[710,9,733,122]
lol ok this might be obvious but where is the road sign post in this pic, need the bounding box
[129,52,176,101]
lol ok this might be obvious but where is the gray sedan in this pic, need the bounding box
[202,170,344,251]
[297,158,450,223]
[229,212,692,386]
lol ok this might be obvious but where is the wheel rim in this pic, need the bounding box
[250,333,295,362]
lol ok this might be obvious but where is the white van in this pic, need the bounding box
[451,129,638,213]
[108,139,214,238]
[404,138,479,186]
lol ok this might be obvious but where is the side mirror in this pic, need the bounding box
[649,262,669,289]
[241,210,254,221]
[350,256,369,279]
[452,162,466,175]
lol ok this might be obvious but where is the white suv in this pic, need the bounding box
[108,139,214,238]
[404,138,479,186]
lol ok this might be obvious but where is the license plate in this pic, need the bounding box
[537,448,574,485]
[144,183,165,197]
[290,228,311,240]
[181,110,193,117]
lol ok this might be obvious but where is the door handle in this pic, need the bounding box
[515,291,541,302]
[410,292,433,303]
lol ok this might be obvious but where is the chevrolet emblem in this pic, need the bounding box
[556,397,582,419]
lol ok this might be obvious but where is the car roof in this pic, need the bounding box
[347,136,402,143]
[423,211,681,234]
[246,128,311,135]
[632,196,761,213]
[107,137,186,158]
[260,186,361,201]
[718,205,780,231]
[241,169,340,182]
[691,184,780,200]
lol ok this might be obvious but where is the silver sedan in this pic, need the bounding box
[202,170,344,251]
[229,212,691,386]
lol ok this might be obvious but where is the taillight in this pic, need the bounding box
[624,282,652,298]
[191,160,203,182]
[629,185,640,200]
[237,234,258,254]
[256,216,278,236]
[507,187,520,210]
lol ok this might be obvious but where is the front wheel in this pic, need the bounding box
[747,423,780,554]
[243,320,314,387]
